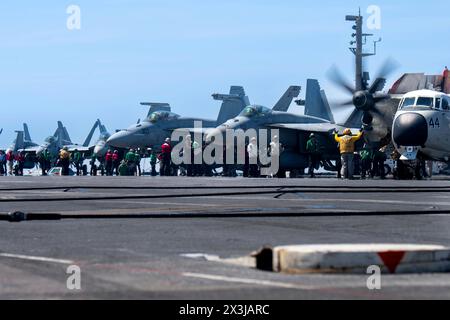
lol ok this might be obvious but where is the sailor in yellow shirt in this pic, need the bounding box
[334,128,363,179]
[59,146,71,176]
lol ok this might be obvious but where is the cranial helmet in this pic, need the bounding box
[343,128,352,135]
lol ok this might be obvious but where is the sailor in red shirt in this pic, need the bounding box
[112,150,120,176]
[6,150,14,176]
[16,151,25,176]
[160,138,172,176]
[105,149,113,176]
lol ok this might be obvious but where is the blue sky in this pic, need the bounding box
[0,0,449,145]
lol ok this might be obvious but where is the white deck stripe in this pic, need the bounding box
[0,253,74,265]
[183,272,313,290]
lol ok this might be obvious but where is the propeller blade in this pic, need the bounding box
[373,93,391,102]
[369,78,386,94]
[371,103,394,127]
[327,65,355,95]
[369,58,399,93]
[338,99,355,108]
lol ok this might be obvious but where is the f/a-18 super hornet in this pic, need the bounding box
[21,121,99,164]
[9,123,39,153]
[5,121,98,169]
[7,123,40,169]
[106,86,300,150]
[205,79,354,175]
[90,119,113,159]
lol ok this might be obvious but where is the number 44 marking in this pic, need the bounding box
[429,118,440,128]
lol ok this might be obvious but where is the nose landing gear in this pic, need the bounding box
[393,158,429,180]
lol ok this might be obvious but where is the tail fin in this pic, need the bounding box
[23,123,32,141]
[98,120,108,136]
[55,121,72,146]
[213,86,250,125]
[12,131,24,151]
[140,103,171,118]
[62,127,72,144]
[303,79,335,122]
[54,122,63,146]
[340,109,363,129]
[272,86,301,111]
[83,120,100,147]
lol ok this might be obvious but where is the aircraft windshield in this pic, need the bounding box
[401,97,416,108]
[239,105,271,118]
[400,97,437,109]
[149,111,180,123]
[99,133,110,140]
[45,136,56,143]
[416,97,434,108]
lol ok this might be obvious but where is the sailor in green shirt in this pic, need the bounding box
[118,160,129,176]
[125,149,136,176]
[360,144,374,179]
[149,149,158,176]
[306,133,321,178]
[135,150,141,176]
[39,148,51,176]
[72,149,82,176]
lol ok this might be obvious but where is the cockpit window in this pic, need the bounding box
[401,97,416,108]
[148,111,180,123]
[416,97,434,108]
[239,105,271,118]
[45,136,56,143]
[435,98,441,109]
[443,98,450,110]
[99,133,110,140]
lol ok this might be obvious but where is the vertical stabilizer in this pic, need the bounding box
[83,120,100,147]
[12,131,24,151]
[62,126,72,144]
[213,86,250,125]
[23,123,32,141]
[304,79,334,122]
[272,86,301,112]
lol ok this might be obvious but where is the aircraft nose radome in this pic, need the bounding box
[93,145,104,155]
[107,131,129,148]
[393,112,428,147]
[36,147,44,155]
[205,128,223,143]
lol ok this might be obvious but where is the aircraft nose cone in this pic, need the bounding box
[94,145,106,157]
[107,131,130,148]
[393,112,428,147]
[205,128,224,144]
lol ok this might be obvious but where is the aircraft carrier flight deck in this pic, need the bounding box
[1,176,450,299]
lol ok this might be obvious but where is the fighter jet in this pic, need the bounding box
[90,119,113,159]
[10,123,39,152]
[107,86,291,150]
[206,79,352,174]
[32,121,98,162]
[6,123,40,169]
